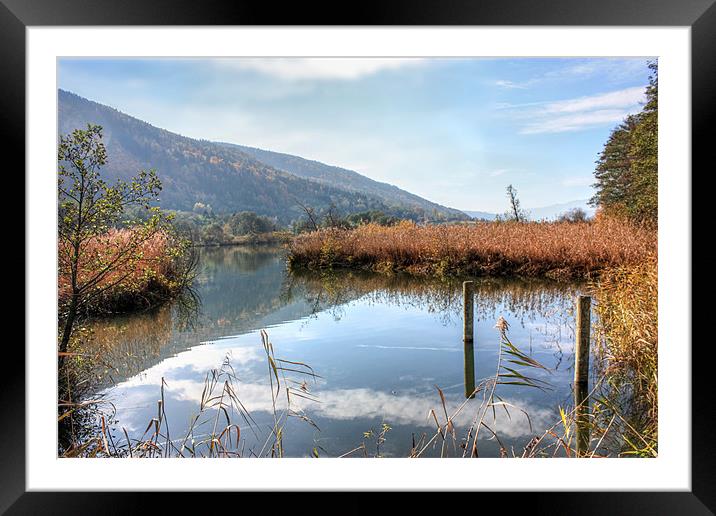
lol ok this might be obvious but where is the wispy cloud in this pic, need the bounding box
[551,58,652,84]
[521,109,637,134]
[211,57,426,81]
[492,58,650,91]
[540,86,645,114]
[516,86,646,134]
[494,79,527,89]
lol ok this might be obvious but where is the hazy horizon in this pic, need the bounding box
[58,57,653,212]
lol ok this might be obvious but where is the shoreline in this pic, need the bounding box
[189,231,292,248]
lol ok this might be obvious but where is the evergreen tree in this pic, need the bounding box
[628,61,658,224]
[591,61,658,225]
[590,115,640,217]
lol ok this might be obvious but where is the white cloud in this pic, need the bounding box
[212,58,426,81]
[103,334,560,445]
[521,109,639,134]
[516,87,646,134]
[111,371,554,441]
[552,59,651,84]
[494,80,527,89]
[541,86,646,114]
[491,59,650,92]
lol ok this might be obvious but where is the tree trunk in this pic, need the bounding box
[59,294,78,370]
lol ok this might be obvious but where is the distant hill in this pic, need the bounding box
[462,210,498,221]
[462,199,595,221]
[527,199,596,221]
[224,143,467,221]
[58,90,468,225]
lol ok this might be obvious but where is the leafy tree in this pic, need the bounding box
[290,204,400,231]
[226,211,277,236]
[345,210,398,227]
[57,124,167,362]
[591,61,657,225]
[202,222,226,244]
[170,212,201,241]
[557,207,589,223]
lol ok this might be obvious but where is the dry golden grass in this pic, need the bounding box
[289,219,656,279]
[590,258,658,455]
[58,228,182,315]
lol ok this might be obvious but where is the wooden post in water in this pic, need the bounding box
[574,295,591,456]
[463,281,475,399]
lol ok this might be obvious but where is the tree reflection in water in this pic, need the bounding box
[86,247,584,389]
[284,268,582,372]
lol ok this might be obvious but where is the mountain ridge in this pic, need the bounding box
[58,89,468,225]
[220,143,463,219]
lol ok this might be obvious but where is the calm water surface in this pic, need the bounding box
[89,246,588,457]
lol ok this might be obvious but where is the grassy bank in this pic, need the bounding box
[288,219,656,280]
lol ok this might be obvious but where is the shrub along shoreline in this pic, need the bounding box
[58,228,196,318]
[287,219,656,280]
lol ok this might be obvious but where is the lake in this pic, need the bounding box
[87,245,589,458]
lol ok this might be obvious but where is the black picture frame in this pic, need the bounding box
[7,0,709,513]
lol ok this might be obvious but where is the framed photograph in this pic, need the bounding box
[9,0,710,512]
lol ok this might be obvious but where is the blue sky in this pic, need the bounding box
[58,57,653,212]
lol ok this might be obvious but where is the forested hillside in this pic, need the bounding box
[58,90,468,225]
[225,143,468,221]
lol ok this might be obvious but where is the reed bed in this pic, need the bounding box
[288,219,656,280]
[589,258,658,456]
[58,228,194,316]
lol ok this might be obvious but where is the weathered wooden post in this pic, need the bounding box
[574,295,591,456]
[463,281,475,399]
